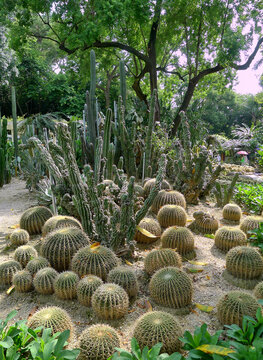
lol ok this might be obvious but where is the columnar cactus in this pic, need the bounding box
[71,245,118,280]
[25,257,50,276]
[222,204,242,222]
[33,267,58,295]
[54,271,79,300]
[12,270,32,292]
[151,190,186,214]
[143,178,171,198]
[10,229,29,247]
[107,266,138,297]
[149,266,193,309]
[135,218,162,244]
[0,260,22,286]
[217,291,259,326]
[42,215,82,237]
[20,206,53,235]
[253,282,263,299]
[14,245,38,267]
[133,311,182,354]
[41,227,90,271]
[144,249,182,275]
[77,275,103,307]
[78,324,120,360]
[161,226,195,260]
[157,205,187,228]
[91,283,129,320]
[214,227,247,252]
[240,216,263,235]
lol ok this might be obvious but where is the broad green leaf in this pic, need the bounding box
[196,344,236,355]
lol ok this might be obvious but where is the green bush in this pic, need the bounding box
[248,223,263,254]
[234,183,263,214]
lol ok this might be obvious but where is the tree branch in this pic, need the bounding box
[157,66,185,81]
[231,37,263,70]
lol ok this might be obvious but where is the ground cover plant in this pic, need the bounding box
[234,183,263,215]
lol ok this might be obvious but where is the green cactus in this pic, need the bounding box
[161,227,195,260]
[42,215,82,237]
[91,283,129,320]
[0,260,22,286]
[54,271,79,300]
[27,306,74,338]
[214,227,247,252]
[134,184,144,198]
[144,90,156,178]
[119,60,126,109]
[214,173,239,207]
[77,275,103,307]
[20,206,53,235]
[14,245,38,267]
[151,190,186,214]
[33,267,58,295]
[86,50,98,148]
[217,291,259,326]
[102,108,112,159]
[149,266,193,309]
[133,311,182,354]
[135,217,162,244]
[71,245,118,280]
[222,203,242,222]
[78,324,120,360]
[240,216,263,235]
[253,282,263,299]
[107,266,138,298]
[70,121,78,155]
[106,143,114,180]
[189,211,219,234]
[10,229,29,247]
[25,257,50,276]
[0,117,7,188]
[41,227,90,271]
[94,136,103,185]
[11,86,19,169]
[223,246,263,289]
[12,270,32,292]
[157,205,187,228]
[143,178,171,198]
[144,248,182,275]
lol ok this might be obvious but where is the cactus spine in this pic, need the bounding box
[77,275,103,307]
[0,260,22,286]
[54,271,79,300]
[33,267,58,295]
[12,270,32,292]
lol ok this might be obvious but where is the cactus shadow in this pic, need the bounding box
[210,244,226,260]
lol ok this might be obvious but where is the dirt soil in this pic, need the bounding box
[0,179,257,350]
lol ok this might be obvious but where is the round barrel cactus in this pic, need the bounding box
[253,282,263,299]
[133,311,182,354]
[10,229,29,247]
[78,324,120,360]
[107,266,138,297]
[41,227,90,271]
[240,216,263,235]
[143,178,171,198]
[12,270,32,292]
[161,226,195,260]
[0,260,22,286]
[135,218,162,244]
[14,245,38,267]
[151,189,186,214]
[194,213,219,234]
[134,184,144,198]
[42,215,82,237]
[149,266,193,309]
[214,227,247,252]
[20,206,53,235]
[223,204,242,222]
[144,248,182,275]
[157,205,187,228]
[54,271,79,300]
[26,257,50,276]
[77,275,103,307]
[33,267,58,295]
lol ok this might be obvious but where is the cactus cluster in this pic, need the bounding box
[14,245,38,267]
[189,211,219,234]
[72,245,118,280]
[253,282,263,299]
[135,218,162,244]
[133,311,182,354]
[222,204,242,222]
[78,324,120,360]
[12,270,32,292]
[217,291,259,326]
[223,246,263,289]
[0,117,8,188]
[161,226,195,260]
[33,267,58,295]
[214,227,247,252]
[143,179,171,198]
[240,216,263,235]
[27,306,73,337]
[0,260,22,286]
[20,206,53,235]
[151,190,186,214]
[157,205,187,228]
[54,271,79,300]
[26,257,50,276]
[77,275,103,307]
[107,266,138,297]
[144,248,182,275]
[41,227,90,271]
[42,215,82,236]
[92,283,129,320]
[10,229,29,247]
[149,266,193,309]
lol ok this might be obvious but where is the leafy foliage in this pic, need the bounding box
[247,223,263,254]
[234,183,263,214]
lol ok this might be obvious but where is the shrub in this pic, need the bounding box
[234,183,263,215]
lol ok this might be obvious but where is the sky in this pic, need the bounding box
[234,63,262,95]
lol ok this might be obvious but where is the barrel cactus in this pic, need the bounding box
[151,189,186,214]
[217,291,259,326]
[41,227,90,271]
[133,311,182,354]
[54,271,79,300]
[0,260,22,286]
[134,184,144,198]
[12,270,32,292]
[144,248,182,275]
[240,216,263,235]
[10,229,29,247]
[161,226,195,260]
[189,211,219,234]
[143,178,171,198]
[107,266,138,297]
[157,205,187,228]
[26,257,50,276]
[149,266,193,309]
[214,227,247,252]
[42,215,82,237]
[14,245,38,267]
[92,283,129,320]
[28,306,73,337]
[72,245,118,280]
[253,282,263,299]
[135,218,162,244]
[223,204,242,222]
[20,206,53,235]
[223,246,263,289]
[78,324,120,360]
[33,267,58,295]
[77,275,103,307]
